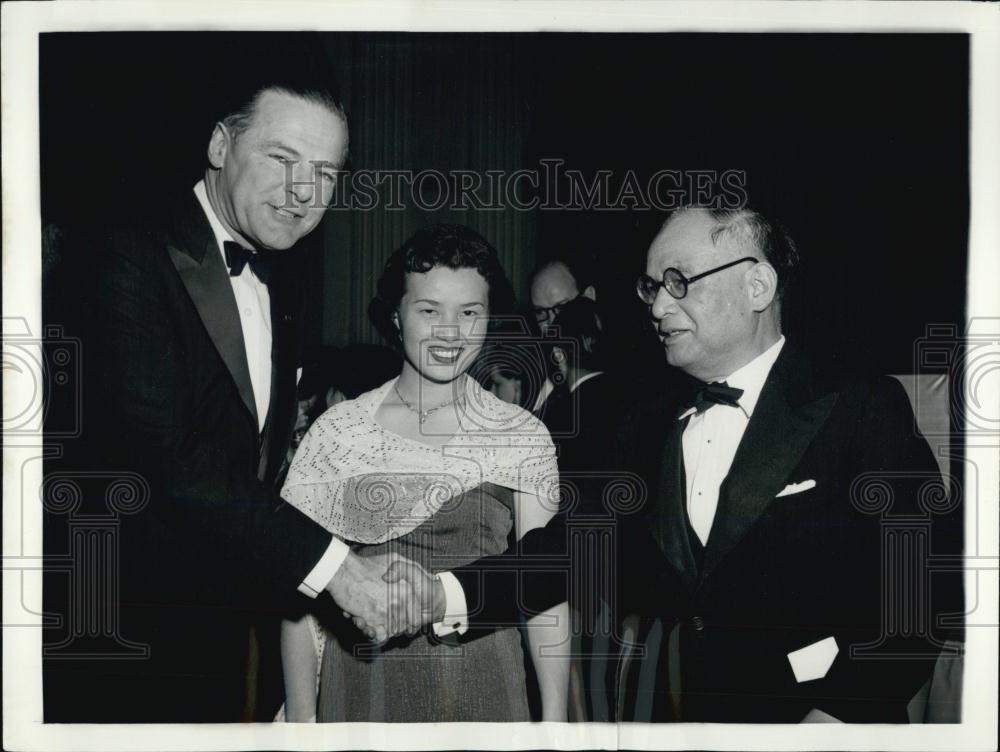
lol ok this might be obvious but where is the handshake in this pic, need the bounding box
[325,551,448,642]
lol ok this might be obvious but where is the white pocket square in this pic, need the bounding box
[776,479,816,497]
[787,636,839,683]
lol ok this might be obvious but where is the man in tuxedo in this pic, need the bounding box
[44,82,424,722]
[614,206,959,722]
[529,258,598,417]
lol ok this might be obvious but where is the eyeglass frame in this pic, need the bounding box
[636,256,759,303]
[532,294,582,324]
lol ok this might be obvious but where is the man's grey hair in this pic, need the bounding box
[665,206,799,301]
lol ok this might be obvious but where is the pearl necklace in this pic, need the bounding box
[393,382,465,424]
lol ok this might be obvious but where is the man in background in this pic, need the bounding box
[529,257,598,416]
[530,257,597,334]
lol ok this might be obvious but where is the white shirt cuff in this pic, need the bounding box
[297,537,350,598]
[431,571,468,636]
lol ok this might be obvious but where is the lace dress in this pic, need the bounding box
[281,377,559,722]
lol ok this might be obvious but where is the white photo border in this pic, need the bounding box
[3,2,998,751]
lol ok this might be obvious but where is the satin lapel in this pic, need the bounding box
[257,277,299,482]
[166,239,259,428]
[645,414,699,593]
[699,364,837,585]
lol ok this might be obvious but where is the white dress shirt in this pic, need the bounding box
[193,182,464,632]
[193,181,272,433]
[680,337,785,545]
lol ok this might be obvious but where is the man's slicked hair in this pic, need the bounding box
[220,84,349,162]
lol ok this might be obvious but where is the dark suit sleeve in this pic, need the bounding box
[611,400,674,616]
[815,377,959,722]
[450,514,569,634]
[451,395,672,636]
[85,233,331,608]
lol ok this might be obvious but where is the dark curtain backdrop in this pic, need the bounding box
[40,32,968,378]
[319,33,537,346]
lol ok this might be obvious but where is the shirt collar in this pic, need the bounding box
[532,378,556,412]
[569,371,604,393]
[726,335,785,418]
[193,179,236,261]
[678,336,785,421]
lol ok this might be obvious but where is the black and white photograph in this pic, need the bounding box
[3,2,998,751]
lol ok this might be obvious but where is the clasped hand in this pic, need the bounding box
[325,551,446,642]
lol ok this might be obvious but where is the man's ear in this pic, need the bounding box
[748,262,778,312]
[207,123,229,169]
[551,345,569,377]
[581,284,597,302]
[392,312,400,329]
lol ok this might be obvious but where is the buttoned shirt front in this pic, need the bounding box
[193,180,272,433]
[680,336,786,545]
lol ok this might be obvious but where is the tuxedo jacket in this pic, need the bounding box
[44,192,332,721]
[543,372,632,480]
[614,346,961,723]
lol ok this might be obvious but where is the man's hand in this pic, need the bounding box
[346,555,446,639]
[324,551,415,642]
[384,556,446,628]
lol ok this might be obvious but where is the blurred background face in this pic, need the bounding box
[211,90,347,250]
[530,262,580,333]
[645,209,757,382]
[397,266,490,384]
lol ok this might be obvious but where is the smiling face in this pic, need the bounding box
[396,266,490,384]
[645,208,764,381]
[207,89,348,250]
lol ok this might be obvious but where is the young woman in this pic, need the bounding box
[280,224,569,722]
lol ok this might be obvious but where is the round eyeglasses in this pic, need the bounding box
[636,256,758,303]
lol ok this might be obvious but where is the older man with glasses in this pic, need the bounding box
[613,206,958,723]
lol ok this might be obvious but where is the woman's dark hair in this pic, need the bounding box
[369,224,515,346]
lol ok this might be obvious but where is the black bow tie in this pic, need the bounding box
[682,379,744,415]
[223,241,273,284]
